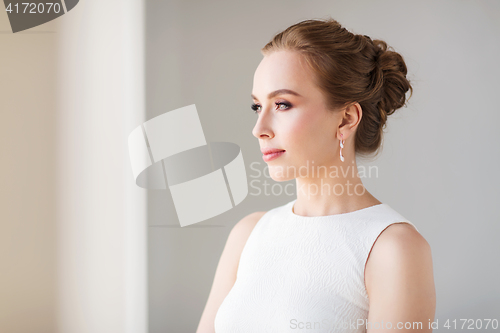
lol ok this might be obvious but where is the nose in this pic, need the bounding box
[252,111,274,140]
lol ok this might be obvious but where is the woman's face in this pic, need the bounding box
[251,50,342,181]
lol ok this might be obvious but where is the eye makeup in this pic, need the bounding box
[251,101,292,114]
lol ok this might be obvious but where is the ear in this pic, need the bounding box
[338,102,362,140]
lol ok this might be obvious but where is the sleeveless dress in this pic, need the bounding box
[214,198,419,333]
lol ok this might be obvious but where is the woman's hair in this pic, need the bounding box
[261,18,412,158]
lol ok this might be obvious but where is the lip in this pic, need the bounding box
[261,147,286,155]
[261,148,286,162]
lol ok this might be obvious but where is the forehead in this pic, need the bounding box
[252,50,317,98]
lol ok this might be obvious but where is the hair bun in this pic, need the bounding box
[372,39,412,120]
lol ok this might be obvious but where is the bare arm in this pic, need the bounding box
[196,211,267,333]
[365,223,436,332]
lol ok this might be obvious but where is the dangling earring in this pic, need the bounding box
[339,133,345,162]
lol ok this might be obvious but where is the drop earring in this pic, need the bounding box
[339,134,345,162]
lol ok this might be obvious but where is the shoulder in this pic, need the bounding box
[222,211,267,275]
[373,222,430,256]
[225,211,267,252]
[195,211,268,332]
[365,222,434,296]
[230,211,267,236]
[364,223,436,325]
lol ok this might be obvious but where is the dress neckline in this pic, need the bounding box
[287,198,385,219]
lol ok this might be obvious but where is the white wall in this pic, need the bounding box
[56,1,147,333]
[0,12,58,333]
[0,1,148,333]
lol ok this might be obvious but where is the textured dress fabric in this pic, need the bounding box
[214,198,418,333]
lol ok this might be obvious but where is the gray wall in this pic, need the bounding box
[145,0,500,331]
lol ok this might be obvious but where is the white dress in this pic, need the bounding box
[214,198,418,333]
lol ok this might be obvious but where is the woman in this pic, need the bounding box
[197,17,435,332]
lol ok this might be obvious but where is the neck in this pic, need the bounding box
[293,159,381,217]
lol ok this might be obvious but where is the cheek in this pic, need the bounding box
[282,114,311,144]
[286,112,337,159]
[286,116,323,152]
[288,114,326,148]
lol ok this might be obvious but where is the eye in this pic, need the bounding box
[251,103,261,114]
[276,101,291,110]
[251,101,291,114]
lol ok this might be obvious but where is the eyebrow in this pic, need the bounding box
[251,89,301,101]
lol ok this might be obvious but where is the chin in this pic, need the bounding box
[268,165,294,182]
[269,175,292,182]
